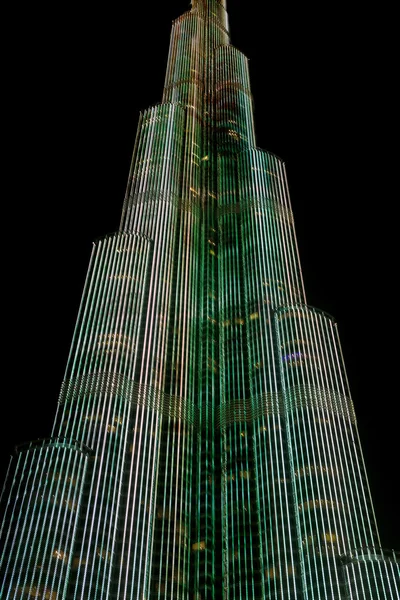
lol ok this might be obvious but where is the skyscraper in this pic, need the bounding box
[1,0,398,599]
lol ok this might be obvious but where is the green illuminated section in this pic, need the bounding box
[0,439,90,600]
[276,305,379,598]
[340,548,400,598]
[1,1,399,599]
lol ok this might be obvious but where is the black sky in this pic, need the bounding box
[3,1,398,550]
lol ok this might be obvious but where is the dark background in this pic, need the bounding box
[2,1,398,550]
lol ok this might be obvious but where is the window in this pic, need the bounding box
[192,541,206,551]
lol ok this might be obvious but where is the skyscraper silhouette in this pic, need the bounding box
[1,1,399,599]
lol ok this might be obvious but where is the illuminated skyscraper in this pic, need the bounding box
[0,1,399,599]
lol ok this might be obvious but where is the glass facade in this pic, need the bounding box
[1,1,399,599]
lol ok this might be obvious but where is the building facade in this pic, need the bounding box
[0,1,399,599]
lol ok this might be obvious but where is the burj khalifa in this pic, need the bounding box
[1,1,399,599]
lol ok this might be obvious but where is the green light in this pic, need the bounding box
[1,2,398,599]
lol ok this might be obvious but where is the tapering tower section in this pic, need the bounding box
[157,3,231,597]
[1,2,399,600]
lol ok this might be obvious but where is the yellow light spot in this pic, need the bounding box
[287,565,295,575]
[192,541,206,551]
[53,549,67,562]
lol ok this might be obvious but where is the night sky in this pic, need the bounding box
[3,1,397,550]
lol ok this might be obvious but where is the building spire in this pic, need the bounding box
[190,0,229,32]
[191,0,227,7]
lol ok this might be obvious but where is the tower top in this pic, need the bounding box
[190,0,229,31]
[191,0,227,8]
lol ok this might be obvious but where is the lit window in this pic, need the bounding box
[110,274,132,280]
[157,507,171,519]
[97,547,111,561]
[72,557,86,569]
[227,129,239,140]
[97,333,134,354]
[249,312,259,320]
[85,414,101,421]
[298,499,340,511]
[53,549,68,562]
[207,357,218,372]
[192,541,206,551]
[64,498,77,511]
